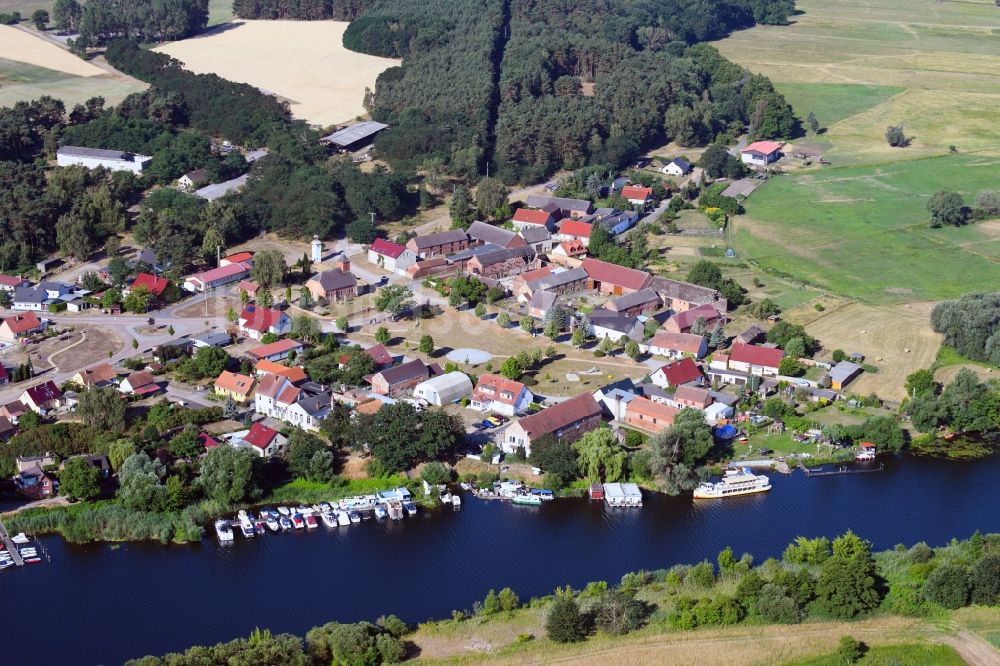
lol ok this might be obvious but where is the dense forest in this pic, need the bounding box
[54,0,209,46]
[233,0,371,20]
[340,0,797,181]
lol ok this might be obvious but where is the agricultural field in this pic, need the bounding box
[154,20,400,127]
[0,26,146,107]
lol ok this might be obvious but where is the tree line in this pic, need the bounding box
[55,0,208,46]
[233,0,371,20]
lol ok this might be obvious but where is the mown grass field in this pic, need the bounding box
[717,0,1000,312]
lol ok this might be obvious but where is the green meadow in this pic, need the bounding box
[716,0,1000,304]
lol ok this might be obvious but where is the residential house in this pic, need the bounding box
[581,258,652,295]
[603,210,640,235]
[550,240,587,267]
[662,158,692,177]
[214,370,255,403]
[61,454,110,480]
[592,379,639,421]
[12,286,47,311]
[414,372,473,406]
[605,289,662,317]
[1,400,28,423]
[220,251,254,267]
[663,303,723,334]
[254,373,291,418]
[56,146,152,174]
[0,311,45,342]
[19,380,64,413]
[367,238,418,274]
[470,374,532,416]
[728,343,784,376]
[72,363,118,389]
[740,140,782,166]
[525,195,593,218]
[282,390,331,432]
[183,262,250,292]
[241,422,288,458]
[178,168,210,190]
[554,219,592,246]
[527,291,560,320]
[621,185,653,209]
[238,305,292,341]
[13,462,57,499]
[126,273,170,300]
[246,338,303,362]
[512,266,553,300]
[406,230,470,258]
[306,268,358,303]
[643,331,707,360]
[735,325,766,345]
[467,220,525,249]
[828,361,863,390]
[586,309,644,343]
[650,358,703,389]
[119,371,161,397]
[361,344,394,368]
[369,359,432,397]
[650,276,726,316]
[254,359,308,384]
[668,385,713,410]
[624,397,678,434]
[0,275,29,292]
[502,392,602,456]
[518,226,553,254]
[511,208,556,231]
[0,415,15,440]
[237,280,259,299]
[191,331,232,349]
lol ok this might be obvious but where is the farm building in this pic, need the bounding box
[650,276,726,315]
[740,141,782,166]
[183,262,251,292]
[828,361,863,390]
[518,225,552,253]
[728,343,784,376]
[662,158,692,177]
[554,219,592,246]
[57,146,152,174]
[368,238,418,274]
[623,397,677,434]
[511,208,556,231]
[525,195,593,218]
[194,174,249,202]
[319,121,388,151]
[586,309,644,343]
[581,258,652,295]
[605,288,662,316]
[467,221,526,250]
[407,230,469,258]
[663,303,723,333]
[413,372,473,406]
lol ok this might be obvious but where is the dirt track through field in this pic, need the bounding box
[155,20,400,126]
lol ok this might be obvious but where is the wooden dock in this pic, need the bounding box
[798,461,884,477]
[0,518,24,567]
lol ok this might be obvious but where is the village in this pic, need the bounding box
[0,126,886,527]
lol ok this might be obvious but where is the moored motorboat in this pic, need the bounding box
[277,506,290,516]
[266,516,280,532]
[11,533,29,544]
[451,494,461,507]
[239,520,256,538]
[291,513,305,529]
[403,502,417,516]
[374,506,387,519]
[348,511,361,524]
[512,495,541,506]
[305,514,318,529]
[321,512,337,528]
[215,519,234,542]
[337,511,351,526]
[279,516,292,531]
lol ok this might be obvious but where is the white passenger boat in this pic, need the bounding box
[215,519,234,542]
[693,468,771,499]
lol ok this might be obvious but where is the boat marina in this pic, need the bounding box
[0,517,49,571]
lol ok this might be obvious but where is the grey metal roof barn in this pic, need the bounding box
[194,174,249,202]
[320,121,389,148]
[57,146,150,162]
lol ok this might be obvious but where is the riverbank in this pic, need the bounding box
[121,531,1000,665]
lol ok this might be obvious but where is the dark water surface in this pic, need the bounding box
[4,456,999,665]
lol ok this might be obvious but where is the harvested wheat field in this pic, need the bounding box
[154,20,400,127]
[0,25,105,77]
[804,302,941,401]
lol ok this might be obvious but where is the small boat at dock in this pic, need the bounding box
[291,513,305,529]
[11,533,29,544]
[348,511,361,524]
[451,494,461,507]
[277,506,290,516]
[239,521,256,538]
[337,511,351,526]
[305,514,318,529]
[215,519,234,542]
[321,512,337,528]
[265,516,280,532]
[403,502,417,516]
[512,495,542,506]
[279,516,292,531]
[374,506,387,519]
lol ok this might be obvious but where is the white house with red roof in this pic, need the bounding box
[511,208,556,231]
[19,380,64,414]
[728,342,785,376]
[554,219,593,246]
[183,262,251,292]
[740,141,783,166]
[621,185,654,208]
[0,311,46,343]
[238,305,292,341]
[125,272,169,298]
[650,357,704,389]
[237,422,287,458]
[367,238,417,275]
[470,373,532,417]
[0,275,29,292]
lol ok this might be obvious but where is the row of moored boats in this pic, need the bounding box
[0,532,42,568]
[214,501,419,542]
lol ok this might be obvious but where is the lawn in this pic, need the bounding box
[730,154,1000,304]
[776,82,905,131]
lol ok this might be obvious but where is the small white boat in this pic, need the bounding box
[349,511,361,524]
[11,533,29,544]
[0,561,13,570]
[318,502,331,512]
[277,506,290,516]
[374,506,387,519]
[337,511,351,526]
[440,492,453,504]
[237,509,249,521]
[265,517,280,532]
[321,512,337,528]
[215,519,234,542]
[451,494,461,507]
[460,482,472,491]
[23,557,41,564]
[239,521,256,538]
[404,502,417,516]
[279,516,292,530]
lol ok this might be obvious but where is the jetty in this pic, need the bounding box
[798,461,884,477]
[0,518,25,567]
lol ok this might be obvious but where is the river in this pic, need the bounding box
[3,455,999,665]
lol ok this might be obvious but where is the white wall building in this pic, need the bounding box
[57,146,152,174]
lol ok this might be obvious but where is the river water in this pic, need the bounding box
[4,456,999,665]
